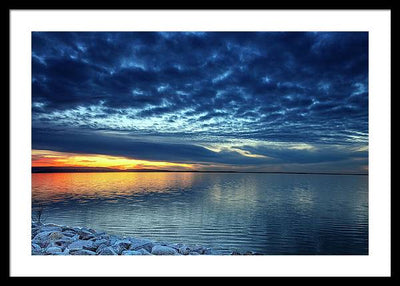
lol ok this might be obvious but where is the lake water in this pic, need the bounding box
[32,172,368,255]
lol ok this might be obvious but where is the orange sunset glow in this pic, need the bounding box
[32,149,194,170]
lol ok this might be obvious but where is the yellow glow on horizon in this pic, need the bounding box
[32,149,193,170]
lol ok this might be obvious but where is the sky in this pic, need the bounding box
[32,32,368,173]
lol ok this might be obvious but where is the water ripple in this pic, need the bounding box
[32,172,368,254]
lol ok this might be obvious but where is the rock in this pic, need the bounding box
[92,238,110,248]
[189,251,201,255]
[78,229,95,240]
[122,246,152,255]
[129,238,155,252]
[133,248,152,255]
[48,239,70,251]
[71,234,80,241]
[31,224,41,236]
[122,250,143,255]
[96,244,107,253]
[112,244,126,255]
[45,246,62,254]
[31,243,43,255]
[178,246,191,255]
[203,249,231,255]
[32,231,54,242]
[48,231,64,241]
[68,240,95,251]
[62,230,77,237]
[113,239,131,250]
[53,252,69,255]
[30,222,238,256]
[43,223,61,227]
[192,246,205,254]
[109,235,121,245]
[61,226,75,232]
[32,231,64,248]
[158,241,170,246]
[97,246,118,255]
[86,227,97,234]
[70,249,96,255]
[151,245,178,255]
[97,234,110,240]
[32,243,41,251]
[168,243,184,250]
[95,243,109,253]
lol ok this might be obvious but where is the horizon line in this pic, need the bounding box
[31,166,368,176]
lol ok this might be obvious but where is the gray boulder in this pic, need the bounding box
[78,229,95,240]
[109,235,122,245]
[96,244,108,254]
[92,238,110,248]
[62,230,78,237]
[133,248,152,255]
[112,244,126,255]
[96,234,110,240]
[178,246,191,255]
[167,243,184,250]
[32,243,41,251]
[129,238,155,252]
[189,251,201,255]
[32,231,55,242]
[97,246,118,255]
[51,236,74,246]
[192,246,206,254]
[68,240,95,251]
[31,243,43,255]
[70,249,96,255]
[32,231,64,248]
[151,245,178,255]
[45,246,62,255]
[113,239,131,249]
[122,250,143,255]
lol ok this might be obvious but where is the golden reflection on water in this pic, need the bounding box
[32,172,195,202]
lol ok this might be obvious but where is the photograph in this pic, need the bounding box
[8,9,391,277]
[31,31,369,256]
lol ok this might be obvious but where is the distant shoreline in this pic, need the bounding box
[32,167,368,176]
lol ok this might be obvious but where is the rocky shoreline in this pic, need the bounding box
[32,222,259,255]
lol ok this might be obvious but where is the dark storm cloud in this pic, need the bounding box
[32,32,368,171]
[32,128,266,165]
[32,128,366,168]
[233,144,368,165]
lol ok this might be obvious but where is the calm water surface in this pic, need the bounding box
[32,172,368,254]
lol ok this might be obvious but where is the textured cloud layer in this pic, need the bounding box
[32,32,368,172]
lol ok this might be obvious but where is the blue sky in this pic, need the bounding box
[32,32,368,173]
